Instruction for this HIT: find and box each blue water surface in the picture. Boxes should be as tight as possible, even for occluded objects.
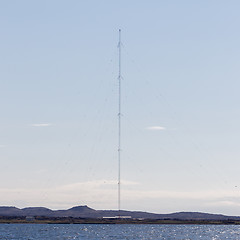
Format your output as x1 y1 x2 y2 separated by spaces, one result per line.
0 224 240 240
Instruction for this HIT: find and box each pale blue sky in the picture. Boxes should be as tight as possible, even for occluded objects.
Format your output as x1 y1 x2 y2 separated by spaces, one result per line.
1 0 240 215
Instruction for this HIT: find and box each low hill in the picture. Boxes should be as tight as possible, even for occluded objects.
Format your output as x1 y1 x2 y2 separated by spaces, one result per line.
0 205 239 221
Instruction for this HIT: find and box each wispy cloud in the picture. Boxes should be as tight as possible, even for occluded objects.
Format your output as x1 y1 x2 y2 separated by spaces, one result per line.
59 179 139 191
206 200 240 207
31 123 52 127
0 179 139 209
146 126 166 131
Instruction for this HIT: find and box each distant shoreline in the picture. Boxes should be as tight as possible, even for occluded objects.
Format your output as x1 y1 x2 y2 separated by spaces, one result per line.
1 205 239 222
1 216 240 225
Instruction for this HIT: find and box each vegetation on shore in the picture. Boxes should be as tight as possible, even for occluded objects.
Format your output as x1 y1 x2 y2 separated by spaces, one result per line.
0 216 240 225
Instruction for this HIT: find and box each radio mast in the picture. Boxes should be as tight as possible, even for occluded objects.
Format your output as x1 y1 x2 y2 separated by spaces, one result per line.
118 29 122 215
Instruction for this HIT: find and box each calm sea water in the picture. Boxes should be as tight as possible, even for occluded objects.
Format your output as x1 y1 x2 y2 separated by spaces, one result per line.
0 224 240 240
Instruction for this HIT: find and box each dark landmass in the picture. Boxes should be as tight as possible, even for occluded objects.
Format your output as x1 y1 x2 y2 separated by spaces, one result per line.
0 205 240 224
1 216 240 225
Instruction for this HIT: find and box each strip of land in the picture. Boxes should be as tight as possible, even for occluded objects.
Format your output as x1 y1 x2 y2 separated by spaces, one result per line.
1 205 240 224
1 216 240 225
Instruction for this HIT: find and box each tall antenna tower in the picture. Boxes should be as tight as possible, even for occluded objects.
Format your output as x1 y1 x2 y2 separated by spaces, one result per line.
117 29 122 215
